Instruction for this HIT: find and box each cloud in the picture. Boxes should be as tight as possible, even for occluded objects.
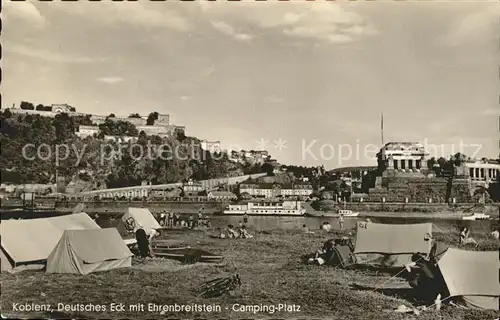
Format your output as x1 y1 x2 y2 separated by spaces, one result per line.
211 21 254 41
264 96 285 104
443 5 500 46
200 2 376 44
3 1 46 27
45 2 190 32
480 108 500 116
284 28 353 44
180 96 192 101
97 77 124 84
5 42 97 64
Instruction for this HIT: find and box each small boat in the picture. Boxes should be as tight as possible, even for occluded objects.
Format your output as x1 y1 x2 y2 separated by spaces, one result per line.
307 209 359 218
153 247 224 264
462 213 491 220
338 209 359 217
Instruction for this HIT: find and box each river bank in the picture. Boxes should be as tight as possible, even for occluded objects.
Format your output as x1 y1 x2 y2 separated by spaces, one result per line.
1 227 498 320
309 211 499 220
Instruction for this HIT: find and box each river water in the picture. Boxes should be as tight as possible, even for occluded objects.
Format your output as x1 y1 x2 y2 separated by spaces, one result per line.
96 214 498 235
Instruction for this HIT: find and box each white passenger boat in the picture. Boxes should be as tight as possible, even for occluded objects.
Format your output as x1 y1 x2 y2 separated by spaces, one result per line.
223 200 306 216
462 213 490 221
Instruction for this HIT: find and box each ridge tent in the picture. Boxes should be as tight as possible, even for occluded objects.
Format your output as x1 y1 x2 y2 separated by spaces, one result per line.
0 212 100 273
353 222 432 268
437 248 499 310
116 207 161 237
46 228 133 274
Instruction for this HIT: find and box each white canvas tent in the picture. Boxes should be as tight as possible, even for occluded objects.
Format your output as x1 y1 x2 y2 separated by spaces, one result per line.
0 213 100 273
354 223 432 268
46 228 132 274
437 248 499 310
116 207 160 237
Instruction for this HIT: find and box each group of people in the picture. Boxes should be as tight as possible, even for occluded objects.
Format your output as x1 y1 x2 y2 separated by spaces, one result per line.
219 221 253 239
316 217 371 232
158 211 181 227
158 209 211 229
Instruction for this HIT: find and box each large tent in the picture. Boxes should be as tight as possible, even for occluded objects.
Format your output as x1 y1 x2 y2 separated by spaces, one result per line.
353 222 432 268
46 228 133 274
437 248 499 310
116 207 160 237
0 213 100 273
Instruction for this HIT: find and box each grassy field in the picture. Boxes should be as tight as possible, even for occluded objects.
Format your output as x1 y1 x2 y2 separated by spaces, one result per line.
1 227 498 320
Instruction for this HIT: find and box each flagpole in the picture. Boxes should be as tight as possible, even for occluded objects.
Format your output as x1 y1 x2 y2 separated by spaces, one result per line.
381 113 384 146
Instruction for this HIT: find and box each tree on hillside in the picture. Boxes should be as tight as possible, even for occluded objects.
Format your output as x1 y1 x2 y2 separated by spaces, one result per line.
99 119 138 136
20 101 35 110
54 113 76 142
261 163 274 176
427 157 437 170
2 109 12 118
35 104 45 111
146 112 159 125
452 153 467 166
176 131 186 142
128 113 141 118
108 113 116 118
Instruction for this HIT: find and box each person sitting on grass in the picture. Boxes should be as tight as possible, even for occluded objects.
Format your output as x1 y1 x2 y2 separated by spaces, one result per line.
322 221 332 232
218 228 226 238
302 224 314 234
226 225 239 238
459 227 478 247
240 225 253 239
205 216 211 228
309 239 335 265
491 229 499 240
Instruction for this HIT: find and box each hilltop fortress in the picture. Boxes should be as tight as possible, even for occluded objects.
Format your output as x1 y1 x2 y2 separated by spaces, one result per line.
9 103 186 138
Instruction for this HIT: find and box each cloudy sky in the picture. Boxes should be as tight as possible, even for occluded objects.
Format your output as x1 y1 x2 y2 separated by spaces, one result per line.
2 1 499 168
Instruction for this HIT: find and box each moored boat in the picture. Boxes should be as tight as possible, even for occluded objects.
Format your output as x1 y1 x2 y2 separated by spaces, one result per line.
223 200 305 216
462 213 491 221
307 209 359 218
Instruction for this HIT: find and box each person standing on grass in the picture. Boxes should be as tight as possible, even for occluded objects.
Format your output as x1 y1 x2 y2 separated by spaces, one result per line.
338 214 344 230
168 211 174 227
174 212 180 226
159 211 166 226
135 228 152 259
243 213 249 224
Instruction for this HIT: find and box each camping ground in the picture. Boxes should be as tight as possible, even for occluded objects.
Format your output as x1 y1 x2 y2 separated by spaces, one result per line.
1 226 498 320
